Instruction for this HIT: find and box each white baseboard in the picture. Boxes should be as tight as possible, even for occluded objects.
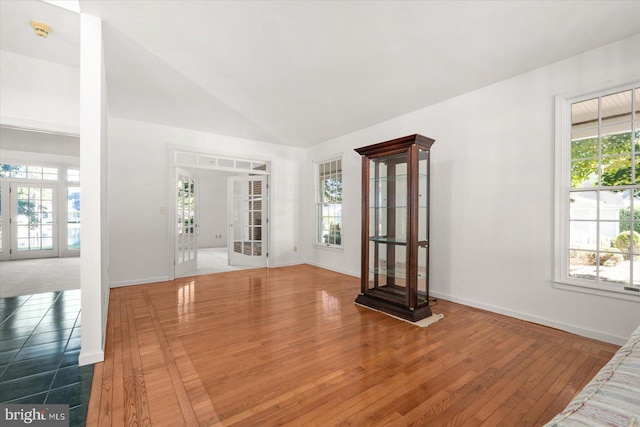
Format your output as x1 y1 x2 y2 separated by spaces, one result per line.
109 276 170 288
270 260 302 268
79 349 104 366
305 261 359 278
430 290 629 346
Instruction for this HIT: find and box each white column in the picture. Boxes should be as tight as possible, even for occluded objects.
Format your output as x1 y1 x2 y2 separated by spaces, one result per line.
79 12 108 366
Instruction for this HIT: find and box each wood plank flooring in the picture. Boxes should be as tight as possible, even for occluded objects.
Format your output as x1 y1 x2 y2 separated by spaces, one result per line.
86 264 620 426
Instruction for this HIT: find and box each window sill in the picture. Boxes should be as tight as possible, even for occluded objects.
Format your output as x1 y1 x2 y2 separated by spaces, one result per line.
553 279 640 303
313 243 344 252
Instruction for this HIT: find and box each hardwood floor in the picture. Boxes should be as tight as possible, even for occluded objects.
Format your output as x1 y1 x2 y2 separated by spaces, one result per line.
86 264 619 426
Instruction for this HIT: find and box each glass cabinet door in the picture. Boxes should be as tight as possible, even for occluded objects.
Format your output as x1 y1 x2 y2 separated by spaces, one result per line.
416 148 429 306
367 152 408 304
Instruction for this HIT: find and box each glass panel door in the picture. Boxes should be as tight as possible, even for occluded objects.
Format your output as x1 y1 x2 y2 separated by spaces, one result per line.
367 152 408 304
228 175 268 267
417 148 429 306
0 183 7 260
67 186 81 251
10 183 59 259
175 168 198 277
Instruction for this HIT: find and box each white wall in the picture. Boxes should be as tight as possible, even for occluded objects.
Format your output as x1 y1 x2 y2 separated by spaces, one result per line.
0 128 79 172
0 128 79 157
108 117 304 287
196 169 236 249
79 13 108 366
0 50 79 135
305 34 640 345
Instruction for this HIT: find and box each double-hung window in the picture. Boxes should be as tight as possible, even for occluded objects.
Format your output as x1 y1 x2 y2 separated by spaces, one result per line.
555 83 640 296
316 157 342 247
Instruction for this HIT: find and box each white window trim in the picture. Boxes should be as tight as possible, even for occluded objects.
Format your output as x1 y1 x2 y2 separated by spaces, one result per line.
554 81 640 302
314 154 344 250
313 243 344 252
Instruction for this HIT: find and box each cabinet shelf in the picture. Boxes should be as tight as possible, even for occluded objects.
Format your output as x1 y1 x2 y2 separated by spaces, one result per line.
369 173 428 182
370 174 407 181
366 284 429 300
369 207 428 211
369 206 408 210
370 266 427 280
369 237 407 245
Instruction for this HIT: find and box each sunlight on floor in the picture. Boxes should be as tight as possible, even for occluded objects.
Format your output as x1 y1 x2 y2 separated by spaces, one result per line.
191 247 258 276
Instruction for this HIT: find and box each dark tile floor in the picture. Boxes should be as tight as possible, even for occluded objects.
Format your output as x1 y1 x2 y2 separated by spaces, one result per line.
0 289 93 426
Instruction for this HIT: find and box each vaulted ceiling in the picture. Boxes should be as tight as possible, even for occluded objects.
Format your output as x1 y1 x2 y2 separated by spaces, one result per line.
2 1 640 147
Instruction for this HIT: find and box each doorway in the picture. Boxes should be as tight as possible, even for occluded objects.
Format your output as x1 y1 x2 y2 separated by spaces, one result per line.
173 151 270 278
0 130 81 297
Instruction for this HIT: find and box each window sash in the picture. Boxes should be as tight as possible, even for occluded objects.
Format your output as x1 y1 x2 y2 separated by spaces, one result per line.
555 82 640 299
315 158 342 247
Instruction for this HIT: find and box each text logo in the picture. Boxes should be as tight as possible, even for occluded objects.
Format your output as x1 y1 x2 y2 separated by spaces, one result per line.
0 405 69 426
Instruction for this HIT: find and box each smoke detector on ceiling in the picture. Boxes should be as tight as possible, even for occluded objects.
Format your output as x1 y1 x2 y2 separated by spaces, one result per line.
30 21 51 38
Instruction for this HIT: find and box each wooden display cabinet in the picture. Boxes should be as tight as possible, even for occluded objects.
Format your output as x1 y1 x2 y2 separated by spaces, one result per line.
355 134 435 321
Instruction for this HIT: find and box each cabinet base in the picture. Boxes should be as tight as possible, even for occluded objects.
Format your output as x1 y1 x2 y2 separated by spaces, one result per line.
355 294 433 322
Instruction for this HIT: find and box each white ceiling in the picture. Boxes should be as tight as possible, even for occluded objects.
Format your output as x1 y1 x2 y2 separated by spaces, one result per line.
0 0 79 67
2 1 639 147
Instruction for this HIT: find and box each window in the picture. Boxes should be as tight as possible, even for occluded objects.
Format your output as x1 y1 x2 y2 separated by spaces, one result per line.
555 83 640 297
16 185 54 251
67 187 81 250
316 157 342 247
67 168 80 182
0 164 58 180
0 163 80 255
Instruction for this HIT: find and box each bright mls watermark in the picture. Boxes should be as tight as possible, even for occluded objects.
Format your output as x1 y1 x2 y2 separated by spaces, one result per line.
0 405 69 426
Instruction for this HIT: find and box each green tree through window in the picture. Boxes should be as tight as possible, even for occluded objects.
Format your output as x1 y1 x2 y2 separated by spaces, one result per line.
571 132 639 188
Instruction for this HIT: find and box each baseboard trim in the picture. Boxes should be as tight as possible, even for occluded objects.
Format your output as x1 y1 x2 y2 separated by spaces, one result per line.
305 261 359 278
110 276 170 288
270 260 302 268
79 349 104 366
430 290 629 346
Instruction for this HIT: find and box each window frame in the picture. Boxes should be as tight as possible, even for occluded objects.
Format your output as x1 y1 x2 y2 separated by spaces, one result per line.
314 155 343 249
554 81 640 301
0 164 58 181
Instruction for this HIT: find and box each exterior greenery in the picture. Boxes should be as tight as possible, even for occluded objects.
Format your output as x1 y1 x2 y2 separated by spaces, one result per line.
619 208 640 233
614 230 640 259
571 132 639 188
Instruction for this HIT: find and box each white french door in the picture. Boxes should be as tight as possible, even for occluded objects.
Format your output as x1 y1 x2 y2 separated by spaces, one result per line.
228 175 268 267
0 182 7 260
175 168 198 277
8 182 59 259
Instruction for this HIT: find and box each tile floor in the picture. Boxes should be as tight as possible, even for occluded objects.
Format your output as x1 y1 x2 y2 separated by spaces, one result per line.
0 289 93 426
